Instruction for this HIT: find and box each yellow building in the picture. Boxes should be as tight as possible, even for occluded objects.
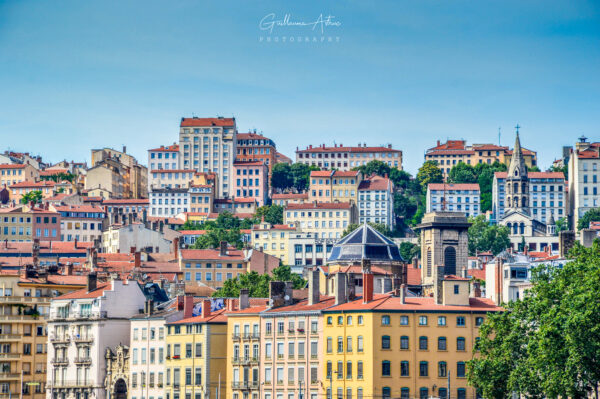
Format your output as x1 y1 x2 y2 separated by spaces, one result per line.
0 164 39 188
0 267 85 399
308 171 361 203
250 222 299 262
322 275 500 399
284 202 357 240
165 299 229 399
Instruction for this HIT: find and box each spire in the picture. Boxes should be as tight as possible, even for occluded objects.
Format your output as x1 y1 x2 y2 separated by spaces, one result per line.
507 126 527 179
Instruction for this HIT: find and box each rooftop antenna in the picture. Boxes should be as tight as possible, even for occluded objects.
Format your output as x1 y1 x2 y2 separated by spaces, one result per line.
498 127 501 146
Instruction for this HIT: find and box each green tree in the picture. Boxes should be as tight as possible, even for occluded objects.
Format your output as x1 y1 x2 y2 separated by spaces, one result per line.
555 217 569 233
448 162 477 183
549 163 568 181
40 172 76 183
255 205 284 225
290 163 318 192
212 265 307 298
416 161 443 193
389 169 412 190
467 215 510 255
399 241 420 261
271 265 306 289
271 163 293 191
20 190 43 204
353 160 391 177
527 165 541 172
577 208 600 231
192 228 243 249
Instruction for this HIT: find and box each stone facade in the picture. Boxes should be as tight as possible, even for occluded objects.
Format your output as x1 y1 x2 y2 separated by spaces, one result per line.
104 345 130 399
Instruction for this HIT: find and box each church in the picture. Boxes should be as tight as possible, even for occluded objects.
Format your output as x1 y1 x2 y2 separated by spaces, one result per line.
497 130 559 251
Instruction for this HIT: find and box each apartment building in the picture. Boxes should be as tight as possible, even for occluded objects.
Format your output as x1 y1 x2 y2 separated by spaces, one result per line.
426 183 481 218
271 194 308 208
0 206 61 242
9 181 57 204
568 137 600 229
130 303 182 399
232 161 268 206
50 205 106 243
251 222 299 262
492 172 566 224
0 164 39 188
288 233 336 267
425 139 538 177
308 171 361 204
322 272 500 399
189 185 214 214
101 223 172 254
358 175 394 227
179 117 237 198
296 144 402 171
102 199 150 223
150 188 190 217
148 144 181 171
88 147 148 199
236 132 277 175
46 276 147 399
0 267 85 399
284 202 357 240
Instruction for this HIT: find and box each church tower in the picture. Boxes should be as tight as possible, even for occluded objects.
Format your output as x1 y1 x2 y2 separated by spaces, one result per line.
505 127 529 215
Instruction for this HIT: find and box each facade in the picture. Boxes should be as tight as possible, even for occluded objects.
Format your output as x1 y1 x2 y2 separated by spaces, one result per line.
46 277 147 399
51 205 106 243
425 139 538 178
232 162 269 206
102 199 150 224
251 222 299 263
89 148 147 199
9 181 57 204
150 170 196 190
308 171 361 204
213 199 257 217
0 164 39 188
296 144 402 171
426 183 481 218
568 137 600 229
150 188 190 217
189 185 214 214
148 144 181 173
288 233 336 267
492 172 566 224
271 194 308 208
101 223 173 254
358 176 394 227
235 132 277 176
0 206 61 242
178 248 249 289
284 203 356 240
179 117 237 198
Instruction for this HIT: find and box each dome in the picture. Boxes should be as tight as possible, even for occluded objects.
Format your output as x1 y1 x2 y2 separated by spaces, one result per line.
327 223 405 263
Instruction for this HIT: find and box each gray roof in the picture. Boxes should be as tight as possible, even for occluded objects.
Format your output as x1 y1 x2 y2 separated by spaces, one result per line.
327 223 404 263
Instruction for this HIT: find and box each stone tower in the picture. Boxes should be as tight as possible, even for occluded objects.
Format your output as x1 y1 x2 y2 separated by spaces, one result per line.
417 212 470 295
505 130 530 215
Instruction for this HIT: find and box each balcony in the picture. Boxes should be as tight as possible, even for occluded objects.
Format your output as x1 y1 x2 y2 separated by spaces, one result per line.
50 335 70 344
232 334 241 341
51 358 69 365
0 296 50 305
231 357 258 366
0 353 20 360
242 333 260 340
47 380 95 389
0 372 20 381
173 383 180 390
73 335 94 344
0 335 20 342
231 381 259 390
74 357 92 364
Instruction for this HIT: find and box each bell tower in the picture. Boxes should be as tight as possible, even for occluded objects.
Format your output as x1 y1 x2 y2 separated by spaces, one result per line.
505 125 530 215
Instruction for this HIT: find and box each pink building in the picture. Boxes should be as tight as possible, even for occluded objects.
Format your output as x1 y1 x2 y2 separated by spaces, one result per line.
232 161 268 206
31 207 61 241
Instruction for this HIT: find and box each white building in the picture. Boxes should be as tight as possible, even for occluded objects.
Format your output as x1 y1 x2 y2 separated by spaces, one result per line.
358 175 395 227
150 188 190 217
493 172 566 224
101 223 173 254
179 117 237 198
47 276 147 399
295 143 402 171
287 231 337 268
129 302 183 399
426 183 481 218
568 136 600 230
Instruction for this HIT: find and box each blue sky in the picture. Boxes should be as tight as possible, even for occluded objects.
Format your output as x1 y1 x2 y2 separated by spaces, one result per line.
0 0 599 174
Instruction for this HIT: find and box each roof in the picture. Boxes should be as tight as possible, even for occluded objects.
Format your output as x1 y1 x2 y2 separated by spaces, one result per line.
444 275 470 281
272 193 308 200
310 170 359 178
427 140 467 151
180 248 246 261
55 282 113 300
297 145 400 154
170 308 229 324
52 204 105 213
180 117 235 127
102 199 149 205
406 267 421 286
328 223 404 263
494 171 565 179
286 202 351 210
324 293 502 312
426 150 474 156
233 161 266 167
428 183 480 191
9 181 56 188
149 144 179 152
467 269 486 281
358 176 391 191
179 230 208 235
472 144 507 151
39 169 68 176
252 224 296 231
265 295 336 313
329 265 392 275
237 132 271 141
0 164 27 169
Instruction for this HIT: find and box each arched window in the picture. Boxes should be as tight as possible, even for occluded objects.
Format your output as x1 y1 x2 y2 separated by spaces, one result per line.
457 337 466 351
337 316 343 325
522 196 527 207
457 389 467 399
400 361 409 376
438 361 447 377
400 336 409 350
382 387 391 399
438 336 447 350
419 387 429 399
419 361 428 376
419 336 428 350
347 316 353 325
439 388 448 399
457 361 466 378
513 182 518 192
400 388 409 399
513 223 518 235
381 335 390 349
513 196 519 207
519 222 525 235
426 247 432 277
444 247 456 276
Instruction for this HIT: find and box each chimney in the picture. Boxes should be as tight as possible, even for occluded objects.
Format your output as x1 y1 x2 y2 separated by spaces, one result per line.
142 208 148 224
219 241 227 256
65 263 73 276
159 221 164 233
285 282 294 305
434 266 444 305
87 272 97 292
400 283 406 304
130 246 136 254
495 258 503 305
335 273 347 305
412 256 419 269
145 299 154 316
134 252 141 268
177 295 185 310
122 145 126 154
128 213 133 225
74 238 78 249
362 272 374 304
173 237 180 259
524 244 528 255
239 289 250 310
201 299 211 317
308 268 320 306
183 295 194 319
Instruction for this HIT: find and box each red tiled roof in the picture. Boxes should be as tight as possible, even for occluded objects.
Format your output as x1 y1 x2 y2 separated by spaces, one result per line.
329 265 392 275
265 296 335 313
576 149 600 159
406 267 421 286
52 204 105 213
472 144 507 151
149 144 179 152
237 132 270 141
286 202 351 210
180 248 246 261
226 305 269 315
325 294 502 312
9 181 56 188
55 282 113 300
505 148 536 156
428 183 480 190
426 150 474 156
444 275 470 281
180 117 235 127
272 193 308 200
310 170 359 178
179 230 207 235
0 164 27 169
233 161 266 167
170 308 229 324
494 171 565 179
467 269 486 281
428 140 467 151
40 169 68 176
359 176 391 191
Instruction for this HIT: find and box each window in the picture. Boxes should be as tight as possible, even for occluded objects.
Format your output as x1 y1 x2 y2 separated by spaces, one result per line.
327 317 333 325
439 388 447 399
400 316 409 325
381 335 390 349
419 361 428 377
419 336 427 350
438 361 447 377
337 337 343 353
381 315 390 325
438 316 446 326
419 316 427 326
357 336 363 352
346 336 352 352
381 361 391 376
457 337 466 351
346 362 352 379
456 316 465 326
358 315 363 325
400 336 409 350
357 361 363 379
327 337 332 353
457 362 466 378
419 388 429 399
438 337 447 350
382 388 391 399
475 317 484 326
457 389 466 399
401 388 409 399
400 361 409 377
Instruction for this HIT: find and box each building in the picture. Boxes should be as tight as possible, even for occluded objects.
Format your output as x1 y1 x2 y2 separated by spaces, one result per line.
213 198 257 217
179 117 237 198
308 171 361 204
46 276 147 399
358 175 395 227
88 148 148 199
236 132 277 175
0 163 39 188
148 144 181 172
568 136 600 230
426 183 481 218
103 199 150 224
274 152 292 166
50 205 106 243
296 144 402 171
9 181 57 204
251 222 299 263
101 223 173 254
284 202 357 240
129 301 183 399
0 152 45 170
189 185 214 214
492 172 566 224
271 194 308 208
425 139 538 178
0 206 61 242
0 267 86 399
232 161 269 206
150 188 190 217
287 232 337 268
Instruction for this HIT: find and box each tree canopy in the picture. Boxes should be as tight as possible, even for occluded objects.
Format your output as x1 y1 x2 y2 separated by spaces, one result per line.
577 208 600 231
40 172 76 183
447 161 507 213
255 205 284 225
467 215 510 255
179 212 258 249
416 161 443 193
212 265 306 298
20 190 43 204
468 242 600 398
399 241 420 261
271 163 318 193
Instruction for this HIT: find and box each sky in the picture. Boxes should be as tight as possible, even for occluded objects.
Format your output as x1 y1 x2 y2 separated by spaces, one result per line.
0 0 599 174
